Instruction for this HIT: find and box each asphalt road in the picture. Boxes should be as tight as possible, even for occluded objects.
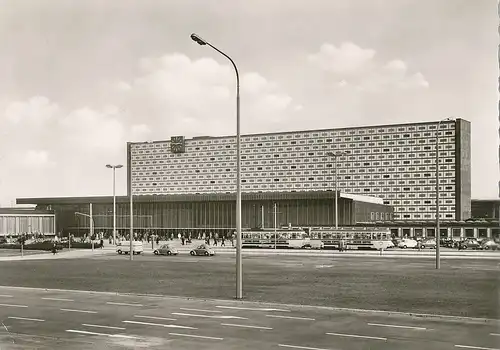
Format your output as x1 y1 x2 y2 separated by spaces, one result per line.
0 286 498 350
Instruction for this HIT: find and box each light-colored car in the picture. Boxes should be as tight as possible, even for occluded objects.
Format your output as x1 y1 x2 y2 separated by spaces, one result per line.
398 238 418 249
190 244 215 256
480 239 498 251
154 244 178 256
116 241 144 255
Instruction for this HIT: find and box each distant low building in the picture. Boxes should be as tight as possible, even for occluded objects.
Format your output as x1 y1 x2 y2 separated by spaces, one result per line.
0 208 56 237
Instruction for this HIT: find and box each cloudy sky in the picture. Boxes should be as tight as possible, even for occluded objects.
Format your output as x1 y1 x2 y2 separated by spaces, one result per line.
0 0 497 206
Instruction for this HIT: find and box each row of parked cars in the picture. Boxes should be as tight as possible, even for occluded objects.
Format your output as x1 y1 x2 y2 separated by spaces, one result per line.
393 237 499 250
115 241 216 256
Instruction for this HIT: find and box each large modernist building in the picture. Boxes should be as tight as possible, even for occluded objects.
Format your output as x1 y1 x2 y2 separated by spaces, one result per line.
15 118 478 237
128 118 471 221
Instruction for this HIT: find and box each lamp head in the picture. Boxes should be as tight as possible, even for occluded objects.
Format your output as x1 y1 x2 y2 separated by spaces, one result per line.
116 164 123 169
191 33 207 45
106 164 112 168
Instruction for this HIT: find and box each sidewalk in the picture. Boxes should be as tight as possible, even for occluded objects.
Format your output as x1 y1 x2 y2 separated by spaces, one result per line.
0 248 113 261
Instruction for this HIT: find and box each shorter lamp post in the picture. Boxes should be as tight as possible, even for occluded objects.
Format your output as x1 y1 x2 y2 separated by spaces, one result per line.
435 117 453 270
106 164 123 246
326 151 348 229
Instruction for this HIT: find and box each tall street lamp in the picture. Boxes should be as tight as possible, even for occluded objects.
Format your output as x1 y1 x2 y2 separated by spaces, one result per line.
191 33 242 299
106 164 123 246
435 117 453 269
327 151 348 229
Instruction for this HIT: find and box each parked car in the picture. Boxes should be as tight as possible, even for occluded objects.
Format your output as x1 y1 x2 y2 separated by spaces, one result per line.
419 238 436 249
458 239 481 250
398 238 418 249
190 244 215 256
480 239 499 251
154 244 178 256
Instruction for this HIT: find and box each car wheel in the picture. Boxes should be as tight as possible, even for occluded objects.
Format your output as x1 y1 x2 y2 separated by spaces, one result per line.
117 250 122 254
420 245 425 249
190 251 195 256
462 245 467 250
154 250 158 255
204 251 209 256
167 251 171 255
403 245 407 249
484 246 490 250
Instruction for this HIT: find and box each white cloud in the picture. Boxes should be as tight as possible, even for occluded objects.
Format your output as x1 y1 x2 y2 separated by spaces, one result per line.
308 42 376 75
17 150 53 168
308 43 429 91
4 96 59 124
121 53 299 136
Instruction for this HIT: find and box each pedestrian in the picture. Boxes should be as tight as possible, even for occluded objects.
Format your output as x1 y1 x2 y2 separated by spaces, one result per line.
156 236 160 246
100 238 104 249
221 235 225 247
181 234 185 246
52 242 57 255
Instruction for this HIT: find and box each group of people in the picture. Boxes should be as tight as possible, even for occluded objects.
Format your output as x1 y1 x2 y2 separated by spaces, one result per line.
105 230 236 247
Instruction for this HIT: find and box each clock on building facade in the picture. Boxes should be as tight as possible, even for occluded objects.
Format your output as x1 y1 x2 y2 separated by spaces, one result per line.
170 136 186 153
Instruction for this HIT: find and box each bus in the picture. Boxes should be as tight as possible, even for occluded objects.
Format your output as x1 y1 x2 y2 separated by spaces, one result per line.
241 229 315 249
306 227 394 250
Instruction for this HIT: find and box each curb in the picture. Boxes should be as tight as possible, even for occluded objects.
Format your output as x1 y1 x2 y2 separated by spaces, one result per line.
0 285 497 325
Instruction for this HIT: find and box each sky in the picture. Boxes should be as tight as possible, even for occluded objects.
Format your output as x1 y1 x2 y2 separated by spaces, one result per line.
0 0 498 206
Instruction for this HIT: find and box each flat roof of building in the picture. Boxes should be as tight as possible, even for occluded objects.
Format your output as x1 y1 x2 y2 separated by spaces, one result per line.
17 191 388 206
0 208 54 215
128 118 467 145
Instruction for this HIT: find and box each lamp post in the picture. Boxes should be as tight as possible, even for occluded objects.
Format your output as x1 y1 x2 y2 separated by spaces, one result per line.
106 164 123 246
75 211 95 251
191 33 242 299
129 193 133 261
435 117 453 269
327 151 348 229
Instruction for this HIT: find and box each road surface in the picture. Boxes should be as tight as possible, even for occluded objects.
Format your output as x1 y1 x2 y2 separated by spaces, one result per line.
0 286 498 350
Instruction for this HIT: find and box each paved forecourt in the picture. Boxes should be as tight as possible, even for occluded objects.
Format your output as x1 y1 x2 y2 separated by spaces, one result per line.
0 286 498 350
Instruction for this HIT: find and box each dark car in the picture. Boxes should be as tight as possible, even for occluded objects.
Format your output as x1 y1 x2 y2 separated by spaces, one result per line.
190 244 215 256
153 244 178 256
458 239 481 250
419 238 436 249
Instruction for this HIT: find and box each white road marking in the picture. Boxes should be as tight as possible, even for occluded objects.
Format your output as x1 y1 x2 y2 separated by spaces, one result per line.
367 322 427 330
180 307 222 313
66 329 139 339
266 314 315 321
315 265 333 268
0 295 13 298
8 316 44 322
106 302 143 307
60 308 97 314
216 305 290 312
327 332 387 341
455 345 500 350
82 323 126 330
42 297 74 302
134 315 177 321
169 332 223 340
221 323 272 330
490 333 500 336
172 312 248 320
279 344 336 350
123 320 196 329
0 303 28 308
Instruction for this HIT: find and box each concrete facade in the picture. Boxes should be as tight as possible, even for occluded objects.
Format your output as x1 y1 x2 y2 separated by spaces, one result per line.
128 119 471 221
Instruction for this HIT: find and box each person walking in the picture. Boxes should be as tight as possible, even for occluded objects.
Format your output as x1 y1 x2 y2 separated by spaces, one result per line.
221 234 225 247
